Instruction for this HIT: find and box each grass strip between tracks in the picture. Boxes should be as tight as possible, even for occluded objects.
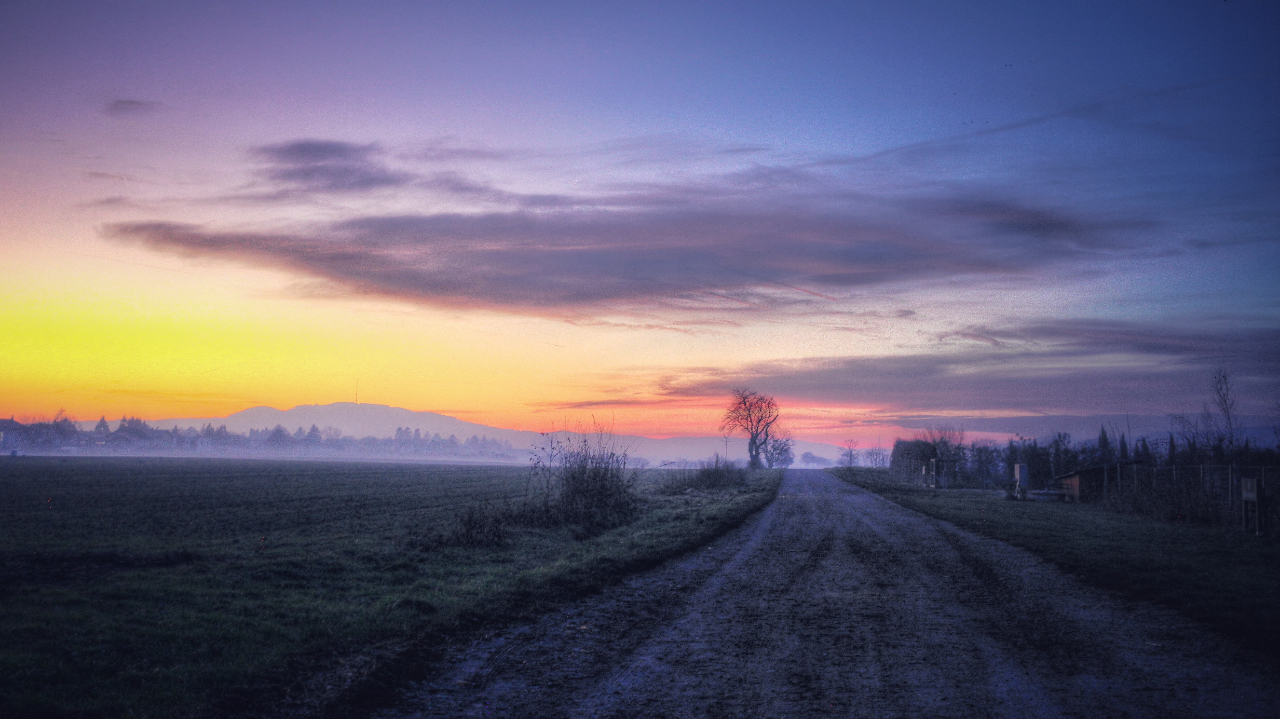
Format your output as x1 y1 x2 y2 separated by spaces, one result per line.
0 458 781 719
831 467 1280 664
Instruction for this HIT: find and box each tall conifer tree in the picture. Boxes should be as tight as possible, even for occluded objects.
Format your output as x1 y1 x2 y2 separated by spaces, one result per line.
1098 426 1114 463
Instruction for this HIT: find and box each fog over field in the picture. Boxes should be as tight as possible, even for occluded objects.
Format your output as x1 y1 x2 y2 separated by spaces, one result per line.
134 402 852 466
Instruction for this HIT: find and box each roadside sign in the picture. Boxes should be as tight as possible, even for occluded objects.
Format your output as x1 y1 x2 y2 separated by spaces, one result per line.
1242 476 1257 502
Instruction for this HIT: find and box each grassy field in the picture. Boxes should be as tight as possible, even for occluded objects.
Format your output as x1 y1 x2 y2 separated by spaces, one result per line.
832 467 1280 664
0 457 781 718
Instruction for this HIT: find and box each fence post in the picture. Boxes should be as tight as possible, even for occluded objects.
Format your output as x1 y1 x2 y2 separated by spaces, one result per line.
1238 464 1244 529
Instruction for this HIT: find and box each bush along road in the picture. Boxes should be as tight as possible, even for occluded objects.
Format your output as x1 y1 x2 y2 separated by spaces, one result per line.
368 469 1280 719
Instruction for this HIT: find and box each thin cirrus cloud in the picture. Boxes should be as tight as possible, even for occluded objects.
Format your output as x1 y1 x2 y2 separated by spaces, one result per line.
407 135 772 168
657 320 1280 416
412 140 516 163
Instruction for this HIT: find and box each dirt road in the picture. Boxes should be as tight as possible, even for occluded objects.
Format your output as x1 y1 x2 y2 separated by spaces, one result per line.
371 469 1279 718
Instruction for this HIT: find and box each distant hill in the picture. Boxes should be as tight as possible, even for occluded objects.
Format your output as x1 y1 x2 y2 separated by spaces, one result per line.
160 403 535 445
146 402 847 466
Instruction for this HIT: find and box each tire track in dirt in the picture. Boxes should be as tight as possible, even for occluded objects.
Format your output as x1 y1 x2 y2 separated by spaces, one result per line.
370 470 1280 718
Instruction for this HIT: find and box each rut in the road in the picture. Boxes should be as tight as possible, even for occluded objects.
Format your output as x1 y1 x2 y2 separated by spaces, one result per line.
371 470 1280 719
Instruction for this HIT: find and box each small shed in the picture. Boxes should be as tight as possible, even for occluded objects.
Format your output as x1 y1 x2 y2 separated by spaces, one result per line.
1055 462 1141 503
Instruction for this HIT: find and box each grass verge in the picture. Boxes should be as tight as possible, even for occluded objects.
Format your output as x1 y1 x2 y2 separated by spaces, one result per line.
831 467 1280 664
0 457 780 718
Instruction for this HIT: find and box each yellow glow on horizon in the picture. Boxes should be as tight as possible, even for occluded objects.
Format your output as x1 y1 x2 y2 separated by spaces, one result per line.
0 224 925 442
0 282 733 435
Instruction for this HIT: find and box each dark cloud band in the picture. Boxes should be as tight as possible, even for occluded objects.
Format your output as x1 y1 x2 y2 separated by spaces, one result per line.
248 139 413 194
107 191 1132 313
661 320 1280 415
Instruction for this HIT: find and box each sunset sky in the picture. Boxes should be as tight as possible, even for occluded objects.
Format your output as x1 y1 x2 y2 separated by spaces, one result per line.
2 1 1277 444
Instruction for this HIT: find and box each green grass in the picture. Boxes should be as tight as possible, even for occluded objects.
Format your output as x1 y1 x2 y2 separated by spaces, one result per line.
832 467 1280 664
0 457 781 718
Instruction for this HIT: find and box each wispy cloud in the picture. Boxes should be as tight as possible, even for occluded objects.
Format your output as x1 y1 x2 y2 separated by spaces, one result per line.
417 171 574 207
85 171 139 182
246 139 414 195
808 76 1257 169
104 99 159 116
80 196 138 208
411 138 517 162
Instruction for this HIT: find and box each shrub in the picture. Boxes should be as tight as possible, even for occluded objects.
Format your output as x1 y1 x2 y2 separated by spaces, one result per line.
693 454 749 488
515 430 639 536
658 454 749 493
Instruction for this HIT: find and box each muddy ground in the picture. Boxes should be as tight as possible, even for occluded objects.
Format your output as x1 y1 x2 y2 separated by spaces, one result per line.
368 469 1279 718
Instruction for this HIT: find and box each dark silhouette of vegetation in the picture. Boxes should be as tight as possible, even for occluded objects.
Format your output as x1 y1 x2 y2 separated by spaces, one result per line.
529 431 639 534
689 454 750 489
762 433 794 468
437 430 641 544
865 370 1279 533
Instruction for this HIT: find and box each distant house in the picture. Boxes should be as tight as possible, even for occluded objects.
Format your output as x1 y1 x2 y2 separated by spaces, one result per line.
0 417 24 448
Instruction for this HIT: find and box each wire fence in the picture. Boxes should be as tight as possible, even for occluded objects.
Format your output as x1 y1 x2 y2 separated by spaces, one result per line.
889 458 1276 535
889 458 984 489
1091 464 1275 534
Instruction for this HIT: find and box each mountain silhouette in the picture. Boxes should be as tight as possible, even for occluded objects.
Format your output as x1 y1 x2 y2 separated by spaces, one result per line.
152 402 846 465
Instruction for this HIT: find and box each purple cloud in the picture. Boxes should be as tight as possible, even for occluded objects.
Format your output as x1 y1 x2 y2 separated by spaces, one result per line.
104 99 159 116
249 140 413 194
106 185 1138 315
659 320 1280 416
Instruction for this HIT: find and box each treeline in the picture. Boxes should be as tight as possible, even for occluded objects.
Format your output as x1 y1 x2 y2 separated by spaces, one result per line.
890 425 1280 490
0 414 515 460
889 369 1279 490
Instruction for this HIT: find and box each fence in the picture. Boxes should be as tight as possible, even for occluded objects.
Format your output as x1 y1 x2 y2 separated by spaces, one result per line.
890 458 1277 535
1093 464 1275 534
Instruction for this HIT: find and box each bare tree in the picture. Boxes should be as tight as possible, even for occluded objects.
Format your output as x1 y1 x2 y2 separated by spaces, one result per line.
863 436 888 468
1171 368 1239 452
720 388 779 469
1212 368 1237 450
840 439 859 467
864 446 888 468
920 424 965 458
763 434 795 468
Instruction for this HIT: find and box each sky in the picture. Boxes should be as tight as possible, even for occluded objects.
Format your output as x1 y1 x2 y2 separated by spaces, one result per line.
1 0 1277 445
